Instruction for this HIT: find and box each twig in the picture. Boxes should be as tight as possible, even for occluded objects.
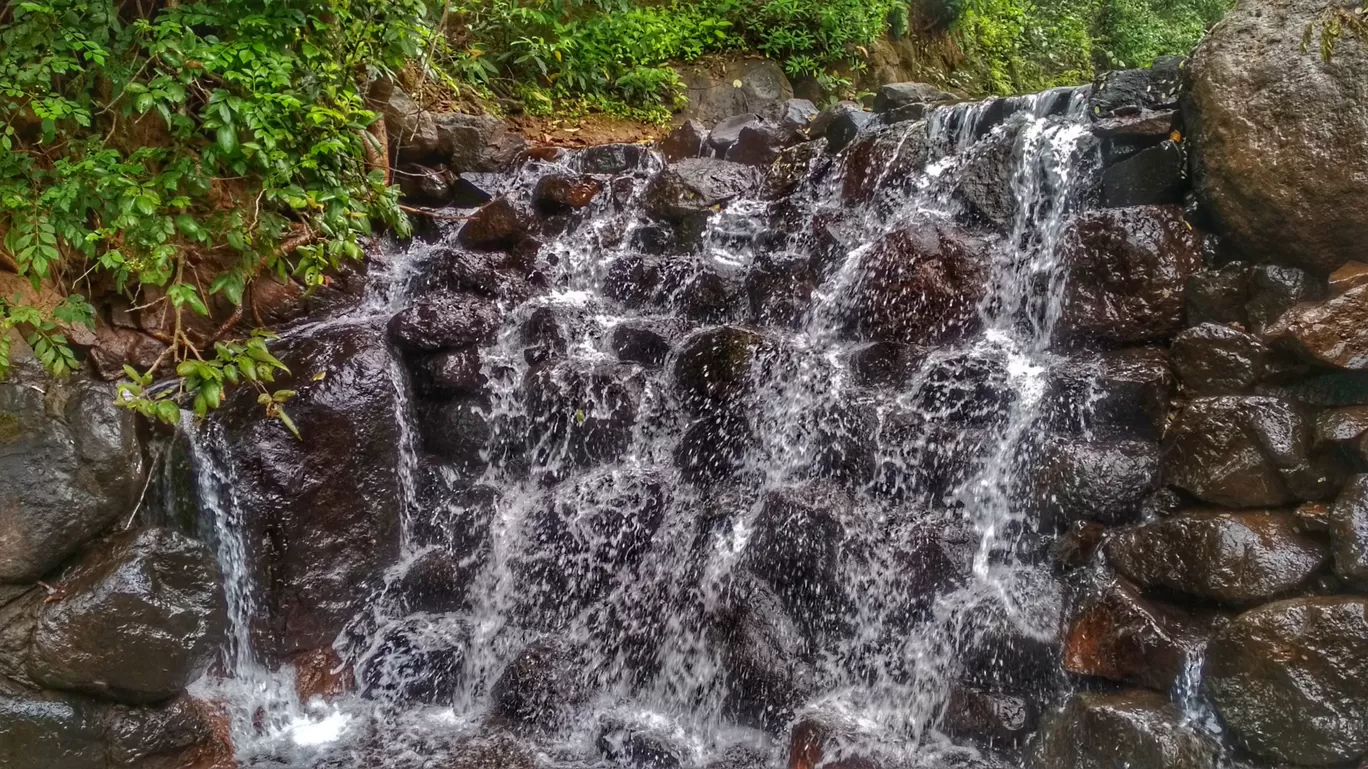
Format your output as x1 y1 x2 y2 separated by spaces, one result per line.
398 204 474 220
123 441 165 530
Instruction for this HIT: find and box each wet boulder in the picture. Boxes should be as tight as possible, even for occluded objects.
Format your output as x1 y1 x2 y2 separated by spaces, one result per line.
1043 347 1173 439
1171 323 1268 395
675 412 753 486
846 342 924 389
1267 282 1368 370
532 174 603 214
1330 475 1368 588
1246 263 1324 334
457 197 529 251
778 98 818 136
713 575 815 733
673 326 764 415
597 718 684 769
218 324 405 659
28 528 226 704
842 122 929 203
612 322 673 368
388 292 501 352
1028 690 1218 769
742 486 851 638
580 143 649 175
491 638 589 731
953 123 1019 230
1029 438 1161 528
0 690 106 769
812 102 874 153
727 123 788 167
958 570 1064 692
104 696 215 767
1089 60 1183 118
0 363 146 583
359 616 468 705
658 120 708 162
434 112 525 173
1206 596 1368 766
709 113 761 156
396 163 457 206
1050 521 1106 572
745 251 818 328
841 222 986 345
762 140 831 200
524 360 642 468
1062 578 1214 691
412 348 487 398
1100 140 1185 208
1107 510 1329 605
395 547 484 615
942 686 1039 750
1164 396 1336 508
423 398 495 471
873 82 954 113
643 158 760 221
1186 0 1368 276
1185 261 1250 327
1056 205 1202 345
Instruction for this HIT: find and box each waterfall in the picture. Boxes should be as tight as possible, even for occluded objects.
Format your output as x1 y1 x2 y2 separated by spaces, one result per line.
184 89 1113 769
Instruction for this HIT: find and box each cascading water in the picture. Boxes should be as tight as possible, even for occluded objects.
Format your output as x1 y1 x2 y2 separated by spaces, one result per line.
183 89 1118 769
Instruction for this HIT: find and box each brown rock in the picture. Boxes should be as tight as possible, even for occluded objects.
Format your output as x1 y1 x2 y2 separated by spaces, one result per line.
457 197 527 251
1170 323 1268 395
1028 690 1219 769
1063 579 1212 691
942 686 1039 749
1267 283 1368 369
532 174 603 214
1329 261 1368 296
292 647 352 703
658 120 708 162
1106 510 1329 605
1056 206 1203 345
88 325 166 380
1050 520 1105 571
1330 474 1368 589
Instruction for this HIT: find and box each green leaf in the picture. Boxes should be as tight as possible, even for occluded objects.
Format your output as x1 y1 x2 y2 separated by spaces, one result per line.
216 125 238 154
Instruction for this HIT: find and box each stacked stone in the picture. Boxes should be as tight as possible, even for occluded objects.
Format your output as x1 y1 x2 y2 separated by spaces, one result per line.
1035 0 1368 766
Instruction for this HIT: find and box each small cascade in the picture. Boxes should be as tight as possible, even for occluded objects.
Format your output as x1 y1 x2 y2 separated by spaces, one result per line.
183 86 1136 769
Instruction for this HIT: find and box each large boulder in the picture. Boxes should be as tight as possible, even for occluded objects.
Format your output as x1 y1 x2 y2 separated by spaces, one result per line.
0 363 145 583
1330 474 1368 588
1107 510 1328 605
673 326 764 416
712 575 815 732
491 638 589 731
741 486 851 637
1206 596 1368 766
644 159 761 222
1164 396 1336 508
217 324 405 660
1029 438 1161 527
1186 0 1368 275
872 82 955 113
27 528 225 704
1266 282 1368 369
388 292 501 352
1028 690 1218 769
1062 578 1212 691
841 222 986 344
1170 323 1268 395
1055 206 1202 345
0 690 105 769
1044 347 1173 439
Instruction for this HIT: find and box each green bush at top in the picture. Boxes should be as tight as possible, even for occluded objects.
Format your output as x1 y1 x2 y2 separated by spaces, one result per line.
0 0 420 426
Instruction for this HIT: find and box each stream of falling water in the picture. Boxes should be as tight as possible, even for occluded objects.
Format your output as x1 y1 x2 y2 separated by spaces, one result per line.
186 90 1108 769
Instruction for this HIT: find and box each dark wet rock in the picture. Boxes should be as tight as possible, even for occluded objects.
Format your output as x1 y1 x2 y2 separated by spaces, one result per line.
28 528 225 704
1186 0 1368 276
1267 282 1368 370
1260 370 1368 408
779 99 818 136
1171 323 1268 395
811 400 879 490
942 686 1038 750
412 348 486 398
1051 521 1106 572
873 82 954 113
491 639 589 731
218 324 404 660
0 366 145 583
1107 510 1329 605
1316 406 1368 445
847 342 924 389
435 112 525 173
727 123 787 167
396 548 482 614
909 350 1015 430
88 325 167 382
953 124 1018 230
714 575 815 733
1246 263 1324 334
841 222 985 344
1056 205 1202 345
524 360 642 468
743 486 851 637
1296 501 1335 533
1088 61 1182 119
1185 261 1250 327
745 251 818 327
421 247 541 303
397 163 456 206
457 197 528 251
612 323 673 368
709 113 761 155
1030 438 1161 528
658 120 708 163
673 326 764 415
360 616 467 705
959 571 1064 692
841 122 929 203
424 398 494 470
1028 690 1219 769
105 696 213 766
1164 396 1338 508
1091 109 1177 139
597 718 684 769
819 107 875 154
451 173 499 207
1043 347 1173 439
676 58 794 126
675 412 753 486
762 140 831 199
1206 596 1368 766
1062 578 1214 691
519 306 568 365
0 690 105 769
442 731 537 769
388 292 501 352
580 143 649 175
808 101 865 146
1329 261 1368 296
1101 141 1185 208
787 712 885 769
1331 475 1368 589
532 174 603 214
644 158 761 221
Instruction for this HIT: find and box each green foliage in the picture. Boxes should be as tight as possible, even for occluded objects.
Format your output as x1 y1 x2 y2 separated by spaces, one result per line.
1304 0 1367 61
0 0 419 425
